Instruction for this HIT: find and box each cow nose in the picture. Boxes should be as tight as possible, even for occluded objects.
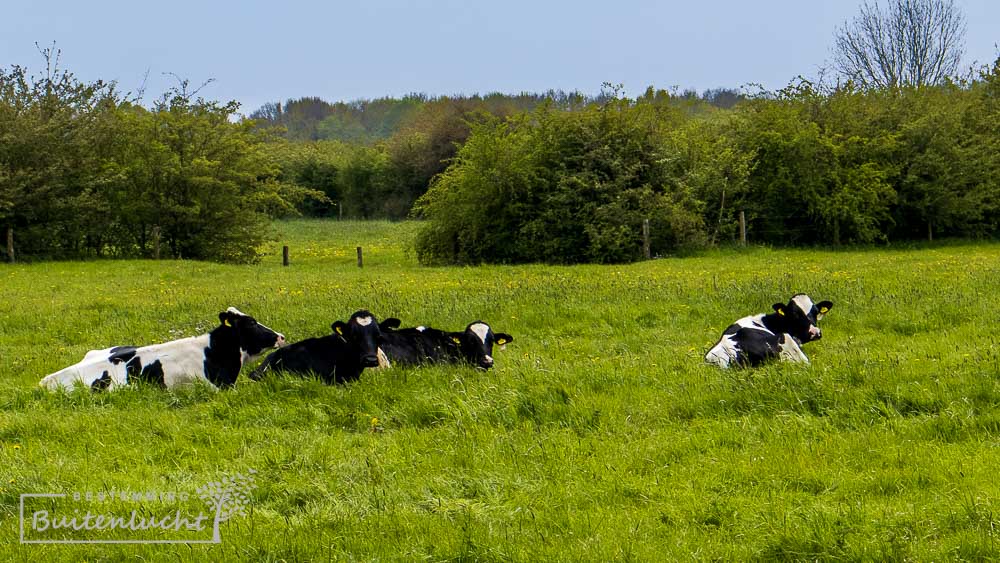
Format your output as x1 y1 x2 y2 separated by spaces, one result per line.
808 326 821 339
275 334 286 347
479 355 494 369
362 355 380 368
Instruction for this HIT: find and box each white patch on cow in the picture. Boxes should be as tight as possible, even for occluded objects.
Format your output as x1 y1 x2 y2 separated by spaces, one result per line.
416 326 426 332
469 323 490 344
226 306 247 317
778 333 810 364
140 334 214 387
81 347 116 362
355 316 373 327
705 334 741 368
734 314 772 335
791 294 814 316
40 356 128 390
377 348 391 369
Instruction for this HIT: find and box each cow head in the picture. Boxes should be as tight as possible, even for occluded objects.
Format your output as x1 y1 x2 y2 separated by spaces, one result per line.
332 310 382 368
449 321 514 370
771 294 833 343
218 307 286 363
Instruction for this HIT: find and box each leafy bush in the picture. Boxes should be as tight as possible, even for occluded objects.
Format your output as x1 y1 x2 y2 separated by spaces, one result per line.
0 58 312 263
414 95 718 265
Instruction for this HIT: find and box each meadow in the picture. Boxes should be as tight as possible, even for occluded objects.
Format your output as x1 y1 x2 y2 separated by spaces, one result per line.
1 219 999 561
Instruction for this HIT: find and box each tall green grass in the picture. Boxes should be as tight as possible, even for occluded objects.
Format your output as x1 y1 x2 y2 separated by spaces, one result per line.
1 219 999 560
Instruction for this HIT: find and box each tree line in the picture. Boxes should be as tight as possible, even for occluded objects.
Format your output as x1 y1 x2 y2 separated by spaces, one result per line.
2 0 994 265
414 61 1000 263
4 53 997 265
258 87 743 223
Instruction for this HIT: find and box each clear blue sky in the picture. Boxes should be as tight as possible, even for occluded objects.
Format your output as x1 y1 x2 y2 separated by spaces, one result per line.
4 0 998 116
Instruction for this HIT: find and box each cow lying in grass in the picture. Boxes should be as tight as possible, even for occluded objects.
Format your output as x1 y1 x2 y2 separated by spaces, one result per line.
40 308 286 390
377 319 513 370
249 310 383 384
705 294 833 368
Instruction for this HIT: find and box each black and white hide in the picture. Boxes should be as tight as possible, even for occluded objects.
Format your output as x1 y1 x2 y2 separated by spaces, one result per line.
39 308 286 390
705 294 833 368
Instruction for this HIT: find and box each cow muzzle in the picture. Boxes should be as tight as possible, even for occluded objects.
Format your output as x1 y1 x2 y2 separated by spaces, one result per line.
275 334 287 347
808 326 821 340
477 355 494 370
362 354 380 368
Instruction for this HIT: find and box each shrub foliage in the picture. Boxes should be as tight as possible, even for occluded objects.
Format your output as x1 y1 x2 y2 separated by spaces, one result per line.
0 57 313 263
412 60 1000 264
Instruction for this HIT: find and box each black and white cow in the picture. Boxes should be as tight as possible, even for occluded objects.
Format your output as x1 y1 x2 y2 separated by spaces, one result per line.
705 294 833 368
377 319 514 370
39 308 286 390
249 310 383 384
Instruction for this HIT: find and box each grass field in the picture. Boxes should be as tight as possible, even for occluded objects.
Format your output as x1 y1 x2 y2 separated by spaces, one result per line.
2 219 1000 561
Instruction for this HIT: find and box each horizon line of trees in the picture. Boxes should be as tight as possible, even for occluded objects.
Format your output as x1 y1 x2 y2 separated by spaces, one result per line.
4 56 998 265
249 87 746 144
3 0 997 265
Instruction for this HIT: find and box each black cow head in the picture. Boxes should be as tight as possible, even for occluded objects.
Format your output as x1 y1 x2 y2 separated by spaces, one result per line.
332 310 382 368
218 307 286 362
449 321 514 370
771 294 833 344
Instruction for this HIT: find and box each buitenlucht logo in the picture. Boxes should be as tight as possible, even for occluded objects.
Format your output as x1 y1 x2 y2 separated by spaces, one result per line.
19 469 257 544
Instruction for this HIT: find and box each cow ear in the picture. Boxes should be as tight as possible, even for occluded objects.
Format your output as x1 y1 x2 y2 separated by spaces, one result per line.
380 318 401 331
816 301 833 319
331 321 346 336
772 303 786 316
494 333 513 346
219 312 234 327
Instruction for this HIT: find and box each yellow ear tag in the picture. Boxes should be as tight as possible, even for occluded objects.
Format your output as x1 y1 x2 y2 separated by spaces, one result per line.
224 319 232 327
452 337 461 344
820 307 829 314
497 338 507 345
777 309 785 316
335 326 343 335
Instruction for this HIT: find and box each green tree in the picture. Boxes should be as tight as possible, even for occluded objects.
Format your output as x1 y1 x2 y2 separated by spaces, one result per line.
106 82 313 262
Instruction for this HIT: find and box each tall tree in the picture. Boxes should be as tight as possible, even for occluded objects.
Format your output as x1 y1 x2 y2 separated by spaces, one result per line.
833 0 966 89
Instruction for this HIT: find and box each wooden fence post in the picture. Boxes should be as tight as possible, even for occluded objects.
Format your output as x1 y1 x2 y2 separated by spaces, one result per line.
152 225 161 260
357 246 363 268
283 245 290 266
642 218 651 259
739 211 747 247
6 226 13 263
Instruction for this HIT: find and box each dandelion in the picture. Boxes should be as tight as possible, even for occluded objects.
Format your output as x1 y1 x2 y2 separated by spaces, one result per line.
12 444 21 450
